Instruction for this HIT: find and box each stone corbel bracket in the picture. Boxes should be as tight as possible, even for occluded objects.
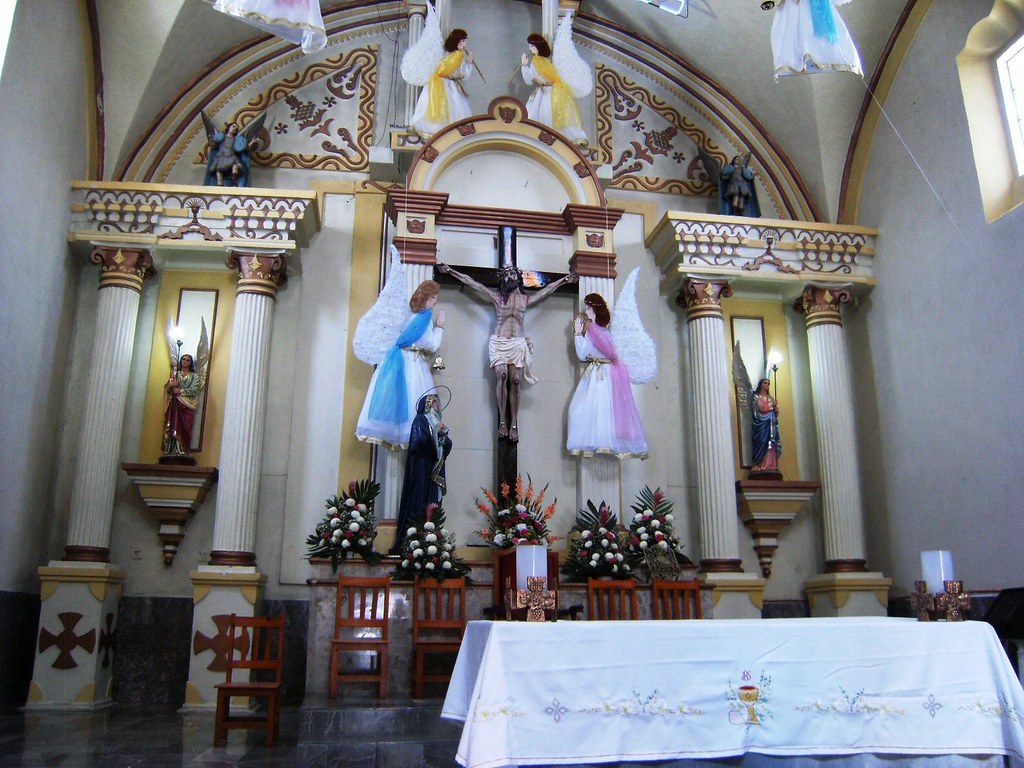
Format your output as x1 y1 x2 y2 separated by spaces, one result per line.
736 479 820 578
122 463 219 566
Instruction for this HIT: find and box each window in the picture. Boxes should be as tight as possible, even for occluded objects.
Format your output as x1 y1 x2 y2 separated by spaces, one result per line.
996 34 1024 176
0 0 17 77
957 1 1024 222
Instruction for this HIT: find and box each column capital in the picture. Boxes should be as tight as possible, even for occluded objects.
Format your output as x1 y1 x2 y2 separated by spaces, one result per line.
90 246 155 293
227 251 287 298
677 277 733 320
795 284 852 328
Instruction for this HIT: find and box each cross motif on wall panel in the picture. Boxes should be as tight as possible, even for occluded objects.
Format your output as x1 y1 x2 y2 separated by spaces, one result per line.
38 612 97 670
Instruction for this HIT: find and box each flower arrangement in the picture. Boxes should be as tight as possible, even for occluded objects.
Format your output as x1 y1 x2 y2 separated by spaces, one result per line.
475 475 558 549
391 503 470 582
623 486 687 567
561 500 632 581
306 479 381 571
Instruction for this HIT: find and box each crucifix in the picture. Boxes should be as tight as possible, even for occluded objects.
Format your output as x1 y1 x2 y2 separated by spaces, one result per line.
910 581 936 621
436 225 578 488
935 580 972 622
516 576 557 622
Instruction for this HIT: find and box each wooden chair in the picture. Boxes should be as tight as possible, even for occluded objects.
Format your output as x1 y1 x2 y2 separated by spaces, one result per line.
331 575 390 698
412 577 466 698
651 579 703 620
214 614 285 747
586 578 638 620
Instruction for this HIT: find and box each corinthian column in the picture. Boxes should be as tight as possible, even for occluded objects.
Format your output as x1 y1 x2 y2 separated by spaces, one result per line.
678 278 742 572
28 246 152 709
209 251 287 565
184 251 283 709
66 246 155 561
404 2 427 127
797 285 890 616
797 285 867 570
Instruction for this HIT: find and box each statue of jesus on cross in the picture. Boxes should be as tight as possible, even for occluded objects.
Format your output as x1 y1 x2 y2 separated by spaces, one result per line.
436 260 577 443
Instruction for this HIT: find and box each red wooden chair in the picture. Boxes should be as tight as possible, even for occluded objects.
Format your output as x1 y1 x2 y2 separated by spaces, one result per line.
587 578 638 620
651 579 703 619
213 614 285 747
412 578 466 698
331 575 390 698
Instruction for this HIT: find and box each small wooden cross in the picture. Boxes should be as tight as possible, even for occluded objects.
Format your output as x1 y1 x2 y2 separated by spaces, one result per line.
935 580 971 622
516 576 556 622
910 580 935 622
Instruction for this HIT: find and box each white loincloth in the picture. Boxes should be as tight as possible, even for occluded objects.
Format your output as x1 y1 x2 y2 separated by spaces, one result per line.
488 336 538 384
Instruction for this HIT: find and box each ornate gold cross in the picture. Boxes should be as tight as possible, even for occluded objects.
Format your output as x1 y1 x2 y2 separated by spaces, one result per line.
935 580 971 622
910 580 936 621
516 577 556 622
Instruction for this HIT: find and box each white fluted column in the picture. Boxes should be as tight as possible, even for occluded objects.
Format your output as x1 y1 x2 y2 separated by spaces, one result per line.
65 247 155 562
679 278 743 573
798 285 868 570
403 3 426 127
208 251 287 565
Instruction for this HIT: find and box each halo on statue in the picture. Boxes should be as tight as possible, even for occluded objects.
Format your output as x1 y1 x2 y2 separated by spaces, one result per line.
417 384 452 413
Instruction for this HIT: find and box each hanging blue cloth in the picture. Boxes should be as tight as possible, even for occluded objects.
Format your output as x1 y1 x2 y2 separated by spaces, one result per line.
367 309 433 424
809 0 838 43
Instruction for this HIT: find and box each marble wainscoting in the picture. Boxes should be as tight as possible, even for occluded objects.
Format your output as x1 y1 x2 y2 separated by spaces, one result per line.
0 590 40 706
113 596 308 706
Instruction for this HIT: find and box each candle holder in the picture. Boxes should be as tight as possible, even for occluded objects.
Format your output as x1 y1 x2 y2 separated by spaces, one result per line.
515 577 557 622
911 579 971 622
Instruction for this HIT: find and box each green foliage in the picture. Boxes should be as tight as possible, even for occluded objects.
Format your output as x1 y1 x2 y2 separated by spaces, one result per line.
306 479 382 571
391 503 472 582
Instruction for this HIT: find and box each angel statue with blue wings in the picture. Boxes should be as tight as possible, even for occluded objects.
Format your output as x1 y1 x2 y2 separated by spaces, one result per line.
567 268 657 459
162 318 210 462
200 110 266 187
520 12 593 146
401 2 477 137
353 246 446 450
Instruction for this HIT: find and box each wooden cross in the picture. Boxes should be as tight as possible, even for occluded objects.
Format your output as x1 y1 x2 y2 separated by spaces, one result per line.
516 576 556 622
935 580 971 622
910 580 935 622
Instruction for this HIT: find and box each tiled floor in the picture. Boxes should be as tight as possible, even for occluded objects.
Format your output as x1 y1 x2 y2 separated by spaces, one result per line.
0 704 308 767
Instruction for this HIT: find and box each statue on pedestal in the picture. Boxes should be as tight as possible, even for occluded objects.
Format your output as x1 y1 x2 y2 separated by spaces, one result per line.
201 111 266 187
567 268 657 459
401 2 478 137
353 247 446 450
161 319 210 463
518 12 593 146
391 392 452 555
732 341 782 479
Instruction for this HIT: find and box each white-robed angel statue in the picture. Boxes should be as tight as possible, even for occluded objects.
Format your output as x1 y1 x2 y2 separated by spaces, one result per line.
520 12 593 145
353 246 446 450
401 2 476 137
771 0 862 78
567 268 657 459
162 318 210 459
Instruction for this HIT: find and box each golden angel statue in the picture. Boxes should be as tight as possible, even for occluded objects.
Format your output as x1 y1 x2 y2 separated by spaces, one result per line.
162 318 210 462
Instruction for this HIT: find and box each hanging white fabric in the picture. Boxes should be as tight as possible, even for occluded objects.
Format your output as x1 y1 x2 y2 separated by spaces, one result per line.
212 0 327 54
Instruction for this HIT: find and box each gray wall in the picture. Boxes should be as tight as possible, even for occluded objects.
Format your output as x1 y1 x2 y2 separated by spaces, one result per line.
0 0 86 594
851 0 1024 595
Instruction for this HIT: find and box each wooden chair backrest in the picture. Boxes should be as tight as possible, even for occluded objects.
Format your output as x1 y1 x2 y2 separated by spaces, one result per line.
335 576 390 639
651 579 703 620
412 578 466 641
587 578 638 620
225 614 285 684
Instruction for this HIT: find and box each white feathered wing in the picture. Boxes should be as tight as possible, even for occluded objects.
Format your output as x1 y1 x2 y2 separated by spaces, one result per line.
400 1 443 86
552 11 593 98
352 246 411 365
611 268 657 384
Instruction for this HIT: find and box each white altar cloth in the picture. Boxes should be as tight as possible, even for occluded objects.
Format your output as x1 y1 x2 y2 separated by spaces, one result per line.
441 617 1024 768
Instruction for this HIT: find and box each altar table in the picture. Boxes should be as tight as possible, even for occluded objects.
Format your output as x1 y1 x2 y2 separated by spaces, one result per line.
441 617 1024 768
